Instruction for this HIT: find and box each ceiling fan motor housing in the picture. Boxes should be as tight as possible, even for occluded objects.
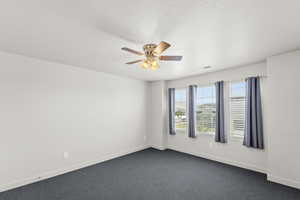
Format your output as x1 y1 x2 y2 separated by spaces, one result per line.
143 44 157 58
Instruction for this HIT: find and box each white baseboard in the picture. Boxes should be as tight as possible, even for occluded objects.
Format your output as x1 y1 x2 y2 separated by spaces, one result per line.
0 145 149 193
3 145 298 193
268 174 300 190
168 147 266 174
150 145 167 151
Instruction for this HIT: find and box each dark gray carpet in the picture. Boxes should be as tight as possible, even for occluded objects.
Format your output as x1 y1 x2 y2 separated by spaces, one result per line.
1 148 300 200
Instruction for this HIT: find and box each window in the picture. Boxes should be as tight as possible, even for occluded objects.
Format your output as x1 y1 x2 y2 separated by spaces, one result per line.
196 85 216 134
175 89 187 133
230 81 246 138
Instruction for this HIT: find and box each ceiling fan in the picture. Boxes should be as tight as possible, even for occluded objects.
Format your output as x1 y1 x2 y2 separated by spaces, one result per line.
121 41 183 70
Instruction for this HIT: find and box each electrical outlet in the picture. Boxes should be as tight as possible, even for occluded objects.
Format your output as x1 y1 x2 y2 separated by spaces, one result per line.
63 152 69 159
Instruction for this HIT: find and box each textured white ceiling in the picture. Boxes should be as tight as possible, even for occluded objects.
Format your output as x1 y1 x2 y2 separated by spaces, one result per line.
0 0 300 80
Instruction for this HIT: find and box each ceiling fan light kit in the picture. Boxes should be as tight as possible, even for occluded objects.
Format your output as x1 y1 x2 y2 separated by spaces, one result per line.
122 41 182 70
141 58 159 70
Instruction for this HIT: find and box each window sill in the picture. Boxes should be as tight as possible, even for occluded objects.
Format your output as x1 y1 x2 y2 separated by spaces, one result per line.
230 136 244 142
197 132 215 137
175 130 187 135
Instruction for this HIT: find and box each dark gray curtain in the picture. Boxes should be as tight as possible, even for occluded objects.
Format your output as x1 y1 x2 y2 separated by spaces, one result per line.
188 85 197 138
244 77 264 149
215 81 226 143
168 88 176 135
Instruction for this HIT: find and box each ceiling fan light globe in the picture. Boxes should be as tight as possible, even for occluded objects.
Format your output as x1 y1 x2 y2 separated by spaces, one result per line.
150 62 159 70
141 61 149 69
152 60 158 66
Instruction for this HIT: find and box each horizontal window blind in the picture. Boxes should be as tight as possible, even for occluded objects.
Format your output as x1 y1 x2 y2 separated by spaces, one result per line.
230 82 246 137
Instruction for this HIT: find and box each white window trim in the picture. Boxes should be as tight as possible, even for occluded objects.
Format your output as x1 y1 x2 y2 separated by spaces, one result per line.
168 77 264 142
196 84 216 136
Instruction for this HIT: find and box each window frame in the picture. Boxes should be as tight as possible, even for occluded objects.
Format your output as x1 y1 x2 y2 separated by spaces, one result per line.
229 80 246 139
195 84 216 136
174 87 188 134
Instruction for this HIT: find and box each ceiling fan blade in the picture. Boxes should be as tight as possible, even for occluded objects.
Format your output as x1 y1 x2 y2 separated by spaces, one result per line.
126 59 143 64
154 41 171 55
159 56 183 61
121 47 144 56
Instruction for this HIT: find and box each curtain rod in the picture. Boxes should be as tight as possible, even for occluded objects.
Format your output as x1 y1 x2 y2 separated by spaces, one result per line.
224 75 268 82
168 75 268 89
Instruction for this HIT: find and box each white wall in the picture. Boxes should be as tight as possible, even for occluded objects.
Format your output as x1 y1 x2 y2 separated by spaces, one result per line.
0 51 149 191
2 49 300 192
149 54 300 189
147 81 167 150
266 50 300 189
166 63 268 173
